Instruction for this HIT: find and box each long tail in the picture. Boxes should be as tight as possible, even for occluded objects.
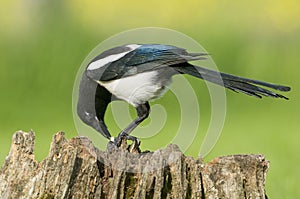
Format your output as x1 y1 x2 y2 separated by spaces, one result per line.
173 63 291 99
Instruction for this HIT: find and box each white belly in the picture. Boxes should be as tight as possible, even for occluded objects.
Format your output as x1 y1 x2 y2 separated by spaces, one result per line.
97 71 172 107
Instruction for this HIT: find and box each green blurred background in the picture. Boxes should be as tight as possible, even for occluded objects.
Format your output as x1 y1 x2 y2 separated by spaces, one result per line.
0 0 299 198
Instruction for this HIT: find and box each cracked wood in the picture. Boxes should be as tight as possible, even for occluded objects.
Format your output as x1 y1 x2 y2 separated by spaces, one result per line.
0 131 269 199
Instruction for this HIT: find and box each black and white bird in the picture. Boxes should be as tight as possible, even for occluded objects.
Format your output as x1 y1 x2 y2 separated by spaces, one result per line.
77 44 290 146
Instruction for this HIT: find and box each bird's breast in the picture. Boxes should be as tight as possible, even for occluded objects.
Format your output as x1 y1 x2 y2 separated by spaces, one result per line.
97 70 172 107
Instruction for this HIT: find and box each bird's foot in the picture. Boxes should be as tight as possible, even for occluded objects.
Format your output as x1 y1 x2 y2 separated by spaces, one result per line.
127 135 141 153
111 131 140 153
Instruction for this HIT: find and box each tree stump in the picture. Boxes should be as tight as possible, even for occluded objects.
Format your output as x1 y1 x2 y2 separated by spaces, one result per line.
0 131 269 199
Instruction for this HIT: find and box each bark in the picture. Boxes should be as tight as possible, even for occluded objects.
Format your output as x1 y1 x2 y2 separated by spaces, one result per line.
0 131 269 199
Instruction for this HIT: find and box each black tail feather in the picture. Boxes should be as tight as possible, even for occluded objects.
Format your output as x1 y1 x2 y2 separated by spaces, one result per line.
173 64 290 100
219 72 290 92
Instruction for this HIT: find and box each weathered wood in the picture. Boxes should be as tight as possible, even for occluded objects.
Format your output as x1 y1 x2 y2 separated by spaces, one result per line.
0 131 269 199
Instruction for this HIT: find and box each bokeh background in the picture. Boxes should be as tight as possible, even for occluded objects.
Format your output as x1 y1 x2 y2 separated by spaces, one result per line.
0 0 299 198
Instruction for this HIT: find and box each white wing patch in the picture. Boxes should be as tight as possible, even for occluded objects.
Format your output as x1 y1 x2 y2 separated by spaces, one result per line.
87 44 141 70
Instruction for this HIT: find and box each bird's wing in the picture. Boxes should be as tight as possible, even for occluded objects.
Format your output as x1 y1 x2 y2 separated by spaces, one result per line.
86 44 207 81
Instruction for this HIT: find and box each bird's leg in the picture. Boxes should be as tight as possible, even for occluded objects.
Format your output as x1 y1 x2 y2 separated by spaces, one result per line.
115 102 150 147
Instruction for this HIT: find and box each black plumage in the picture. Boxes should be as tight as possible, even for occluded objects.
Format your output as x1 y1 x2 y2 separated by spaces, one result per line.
77 44 290 146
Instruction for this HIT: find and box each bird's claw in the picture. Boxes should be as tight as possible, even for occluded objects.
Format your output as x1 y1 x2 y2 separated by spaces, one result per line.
111 132 141 153
114 131 127 147
126 135 141 153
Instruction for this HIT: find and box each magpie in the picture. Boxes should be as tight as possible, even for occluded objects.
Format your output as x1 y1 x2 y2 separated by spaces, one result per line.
77 44 290 146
